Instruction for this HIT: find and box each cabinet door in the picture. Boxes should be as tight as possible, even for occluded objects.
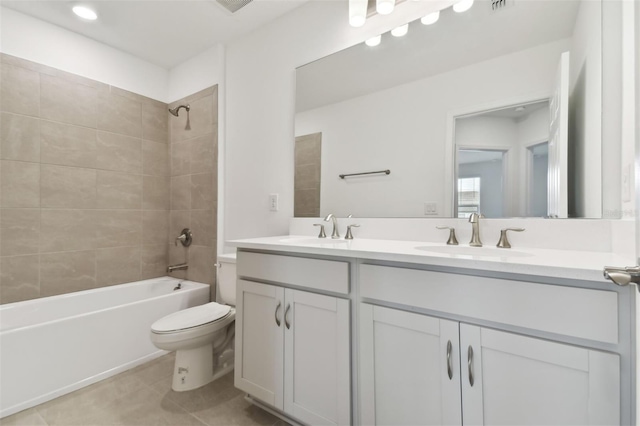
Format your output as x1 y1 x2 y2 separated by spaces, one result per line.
284 289 351 426
234 279 285 410
360 304 462 425
460 324 620 426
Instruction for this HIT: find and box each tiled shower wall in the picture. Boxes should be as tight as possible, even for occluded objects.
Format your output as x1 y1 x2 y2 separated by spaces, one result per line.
0 53 218 304
167 88 218 297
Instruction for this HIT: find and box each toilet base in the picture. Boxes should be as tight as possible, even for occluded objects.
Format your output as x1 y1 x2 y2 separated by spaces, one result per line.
172 344 214 392
170 341 236 392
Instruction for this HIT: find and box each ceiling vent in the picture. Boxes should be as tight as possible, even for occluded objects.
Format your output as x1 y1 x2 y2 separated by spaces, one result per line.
215 0 254 14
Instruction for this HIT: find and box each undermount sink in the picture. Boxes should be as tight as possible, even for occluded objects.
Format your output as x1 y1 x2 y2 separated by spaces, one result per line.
415 245 534 258
278 237 349 245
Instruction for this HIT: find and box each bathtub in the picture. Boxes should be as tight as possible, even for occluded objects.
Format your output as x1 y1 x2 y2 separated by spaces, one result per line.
0 276 209 418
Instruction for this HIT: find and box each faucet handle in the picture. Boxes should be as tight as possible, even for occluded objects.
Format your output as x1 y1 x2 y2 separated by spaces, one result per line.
313 223 327 238
345 224 360 240
436 226 459 245
496 228 525 249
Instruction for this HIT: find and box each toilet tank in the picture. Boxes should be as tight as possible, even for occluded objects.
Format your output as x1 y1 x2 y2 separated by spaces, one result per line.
217 253 237 306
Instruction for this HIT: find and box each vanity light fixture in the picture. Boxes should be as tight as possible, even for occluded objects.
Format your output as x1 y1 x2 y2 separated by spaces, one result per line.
421 10 440 25
365 35 382 47
72 5 98 20
376 0 395 15
391 23 409 37
349 0 368 27
453 0 474 13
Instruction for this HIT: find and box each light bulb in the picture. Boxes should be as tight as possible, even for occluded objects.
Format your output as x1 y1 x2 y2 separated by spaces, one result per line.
72 5 97 20
349 0 368 27
376 0 395 15
453 0 474 13
391 24 409 37
421 11 440 25
365 35 382 47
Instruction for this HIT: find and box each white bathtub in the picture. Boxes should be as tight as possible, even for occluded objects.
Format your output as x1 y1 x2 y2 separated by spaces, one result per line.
0 276 209 418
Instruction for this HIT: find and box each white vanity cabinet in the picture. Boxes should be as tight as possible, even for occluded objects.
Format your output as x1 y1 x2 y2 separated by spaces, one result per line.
234 252 351 426
360 304 620 425
359 264 622 426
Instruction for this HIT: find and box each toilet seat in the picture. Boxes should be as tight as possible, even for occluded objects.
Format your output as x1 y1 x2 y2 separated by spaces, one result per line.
151 302 231 334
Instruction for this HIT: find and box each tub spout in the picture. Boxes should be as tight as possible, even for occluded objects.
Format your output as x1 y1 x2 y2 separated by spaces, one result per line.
167 263 188 273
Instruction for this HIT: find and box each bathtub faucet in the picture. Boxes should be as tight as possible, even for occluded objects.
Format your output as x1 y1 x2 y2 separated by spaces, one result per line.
167 263 188 273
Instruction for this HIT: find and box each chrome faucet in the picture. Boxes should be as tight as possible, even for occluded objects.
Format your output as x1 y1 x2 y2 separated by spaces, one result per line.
468 213 484 247
324 213 340 239
167 263 188 273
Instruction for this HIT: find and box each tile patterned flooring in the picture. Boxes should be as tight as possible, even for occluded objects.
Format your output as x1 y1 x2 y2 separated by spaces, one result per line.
1 354 286 426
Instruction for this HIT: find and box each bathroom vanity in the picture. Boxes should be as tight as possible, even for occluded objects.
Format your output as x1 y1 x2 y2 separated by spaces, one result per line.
229 236 637 426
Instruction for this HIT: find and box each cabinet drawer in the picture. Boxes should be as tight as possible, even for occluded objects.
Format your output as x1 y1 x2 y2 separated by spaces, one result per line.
359 264 618 344
238 251 350 295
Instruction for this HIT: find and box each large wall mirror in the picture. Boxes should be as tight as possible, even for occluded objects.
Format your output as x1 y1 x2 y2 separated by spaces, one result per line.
295 0 620 219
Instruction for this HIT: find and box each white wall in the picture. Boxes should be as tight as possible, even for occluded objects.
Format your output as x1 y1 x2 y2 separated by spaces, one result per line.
295 40 566 218
223 0 456 242
0 6 169 101
167 44 224 103
569 0 602 218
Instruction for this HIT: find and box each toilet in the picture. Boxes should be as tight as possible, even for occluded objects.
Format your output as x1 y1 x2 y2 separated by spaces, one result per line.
150 254 237 392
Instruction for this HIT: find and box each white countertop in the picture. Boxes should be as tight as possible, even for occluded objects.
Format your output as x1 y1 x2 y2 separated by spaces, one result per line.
228 235 637 284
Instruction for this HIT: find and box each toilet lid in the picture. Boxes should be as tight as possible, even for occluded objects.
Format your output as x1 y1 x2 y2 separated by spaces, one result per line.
151 302 231 333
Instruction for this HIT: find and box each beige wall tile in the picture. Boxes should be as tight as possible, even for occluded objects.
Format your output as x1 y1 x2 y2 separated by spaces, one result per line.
40 251 96 297
190 173 214 210
96 131 142 173
142 103 168 143
142 210 169 245
94 210 142 249
171 175 191 210
143 140 169 176
97 89 142 138
0 255 40 303
188 246 215 285
294 163 321 190
190 209 214 247
40 121 97 168
190 134 215 174
40 74 97 128
0 209 40 256
294 188 320 218
295 132 322 164
96 246 141 286
0 112 40 161
168 86 215 110
41 165 97 209
1 63 39 116
170 95 213 143
170 210 190 245
0 160 40 208
170 141 190 176
141 245 168 280
40 210 95 253
97 171 142 209
143 176 169 210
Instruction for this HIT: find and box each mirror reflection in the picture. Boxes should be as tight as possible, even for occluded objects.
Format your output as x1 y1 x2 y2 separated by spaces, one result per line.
295 0 604 218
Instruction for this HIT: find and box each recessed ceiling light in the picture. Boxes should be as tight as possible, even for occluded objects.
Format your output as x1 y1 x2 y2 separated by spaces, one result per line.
453 0 474 13
391 24 409 37
72 5 98 21
421 11 440 25
365 35 382 47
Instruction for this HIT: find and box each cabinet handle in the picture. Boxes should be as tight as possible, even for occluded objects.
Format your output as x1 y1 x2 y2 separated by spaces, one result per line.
284 304 291 329
275 301 281 327
468 345 475 387
446 340 453 380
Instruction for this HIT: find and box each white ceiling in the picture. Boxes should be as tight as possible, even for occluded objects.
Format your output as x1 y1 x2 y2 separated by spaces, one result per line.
1 0 308 69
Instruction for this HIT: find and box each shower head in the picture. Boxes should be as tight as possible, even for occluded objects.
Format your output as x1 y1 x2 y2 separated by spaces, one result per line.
169 104 190 117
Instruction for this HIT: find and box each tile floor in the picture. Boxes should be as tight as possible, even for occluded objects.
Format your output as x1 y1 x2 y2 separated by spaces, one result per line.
0 354 286 426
